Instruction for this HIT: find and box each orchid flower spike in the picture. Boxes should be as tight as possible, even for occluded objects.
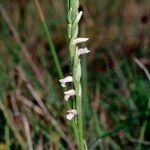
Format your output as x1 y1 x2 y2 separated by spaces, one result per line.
73 37 89 45
64 89 75 101
59 76 73 87
66 109 77 120
77 47 91 56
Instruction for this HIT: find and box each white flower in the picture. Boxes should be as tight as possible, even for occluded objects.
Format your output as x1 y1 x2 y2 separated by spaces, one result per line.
75 11 83 23
66 109 77 120
77 47 91 56
73 37 89 45
59 76 73 87
64 89 76 101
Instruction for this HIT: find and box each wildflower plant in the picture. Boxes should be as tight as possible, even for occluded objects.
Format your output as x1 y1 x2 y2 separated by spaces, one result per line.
59 0 90 149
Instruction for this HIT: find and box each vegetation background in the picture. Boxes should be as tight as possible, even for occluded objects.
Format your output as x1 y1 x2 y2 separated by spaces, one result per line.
0 0 149 149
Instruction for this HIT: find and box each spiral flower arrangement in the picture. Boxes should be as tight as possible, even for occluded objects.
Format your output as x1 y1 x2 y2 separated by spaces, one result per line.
59 0 90 149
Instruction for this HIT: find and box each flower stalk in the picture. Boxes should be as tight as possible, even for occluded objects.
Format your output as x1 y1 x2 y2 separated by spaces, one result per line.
59 0 90 149
67 0 89 149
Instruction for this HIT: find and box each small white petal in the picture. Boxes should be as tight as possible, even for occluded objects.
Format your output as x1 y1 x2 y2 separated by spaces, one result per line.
61 83 66 87
75 11 83 23
64 89 76 101
59 76 73 87
64 94 70 101
67 109 77 114
78 47 91 55
66 113 74 120
59 76 73 83
73 38 89 45
64 89 75 95
66 109 77 120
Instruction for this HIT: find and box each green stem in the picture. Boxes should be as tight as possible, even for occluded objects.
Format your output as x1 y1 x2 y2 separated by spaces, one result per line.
136 97 150 150
5 125 10 150
35 0 63 79
75 82 84 150
71 119 80 148
136 121 147 150
42 20 63 78
67 0 85 149
78 96 84 150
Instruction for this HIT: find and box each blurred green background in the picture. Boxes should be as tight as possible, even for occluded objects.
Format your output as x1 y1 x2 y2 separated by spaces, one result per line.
0 0 150 149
